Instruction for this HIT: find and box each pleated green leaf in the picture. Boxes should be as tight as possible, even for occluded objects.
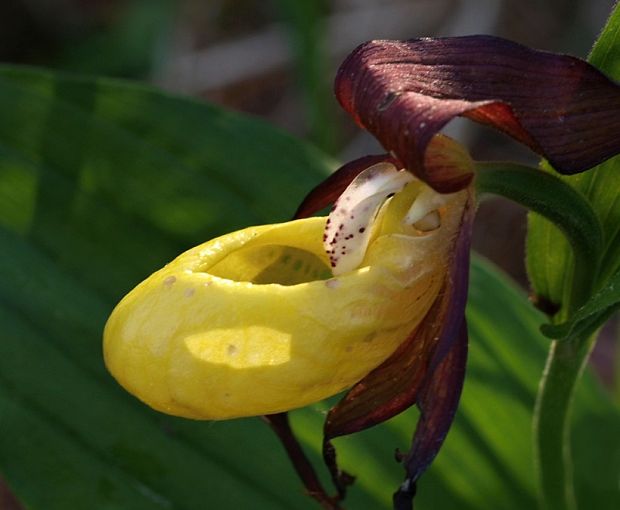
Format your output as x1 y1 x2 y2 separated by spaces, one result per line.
0 65 618 510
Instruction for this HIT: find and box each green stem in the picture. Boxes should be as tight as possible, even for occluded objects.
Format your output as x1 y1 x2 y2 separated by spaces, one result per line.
475 162 601 312
475 161 603 510
533 336 595 510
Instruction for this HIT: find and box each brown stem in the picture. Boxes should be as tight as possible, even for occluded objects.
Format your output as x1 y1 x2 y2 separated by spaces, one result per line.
322 439 356 500
262 413 345 510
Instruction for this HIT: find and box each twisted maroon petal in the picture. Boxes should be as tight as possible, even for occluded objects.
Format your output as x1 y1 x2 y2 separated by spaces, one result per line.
294 154 398 219
394 320 468 510
320 189 475 502
336 35 620 192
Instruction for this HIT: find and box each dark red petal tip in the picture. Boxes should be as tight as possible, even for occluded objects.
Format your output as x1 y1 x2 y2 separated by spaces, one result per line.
336 35 620 191
294 153 399 219
394 320 468 510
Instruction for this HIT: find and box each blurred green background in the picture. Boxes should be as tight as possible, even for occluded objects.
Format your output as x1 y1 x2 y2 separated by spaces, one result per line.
1 1 619 509
1 0 614 281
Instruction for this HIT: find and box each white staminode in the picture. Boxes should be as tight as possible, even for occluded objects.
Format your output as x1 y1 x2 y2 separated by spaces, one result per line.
324 164 454 275
324 162 413 275
404 185 452 226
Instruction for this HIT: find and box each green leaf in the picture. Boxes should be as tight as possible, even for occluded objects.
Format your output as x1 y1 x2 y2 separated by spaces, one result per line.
0 65 332 510
541 267 620 341
589 1 620 80
0 65 618 510
526 3 620 314
0 64 335 296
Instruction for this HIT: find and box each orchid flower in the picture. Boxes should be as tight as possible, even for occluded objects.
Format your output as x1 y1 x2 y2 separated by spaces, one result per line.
103 35 620 510
103 151 471 420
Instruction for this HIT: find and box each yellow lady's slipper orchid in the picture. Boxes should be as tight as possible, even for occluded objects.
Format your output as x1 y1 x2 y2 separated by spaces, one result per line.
101 33 620 510
103 164 469 420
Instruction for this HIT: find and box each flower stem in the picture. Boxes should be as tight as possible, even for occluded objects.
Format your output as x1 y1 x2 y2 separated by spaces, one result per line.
475 162 602 302
262 413 345 510
475 162 604 510
533 335 595 510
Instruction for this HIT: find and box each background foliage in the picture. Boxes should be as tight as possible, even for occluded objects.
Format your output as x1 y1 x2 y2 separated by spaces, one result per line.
0 1 619 509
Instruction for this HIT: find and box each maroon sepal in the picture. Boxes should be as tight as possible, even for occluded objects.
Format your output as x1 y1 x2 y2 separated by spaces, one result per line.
393 320 468 510
336 35 620 192
321 191 475 503
294 154 399 219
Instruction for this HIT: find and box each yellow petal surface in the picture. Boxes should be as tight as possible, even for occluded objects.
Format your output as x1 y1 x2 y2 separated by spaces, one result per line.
103 185 468 419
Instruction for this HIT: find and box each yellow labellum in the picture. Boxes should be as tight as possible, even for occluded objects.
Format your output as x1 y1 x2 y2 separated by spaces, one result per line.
103 181 468 420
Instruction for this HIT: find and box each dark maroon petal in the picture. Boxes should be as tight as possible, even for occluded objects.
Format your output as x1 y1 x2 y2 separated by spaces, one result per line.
294 154 399 219
393 320 468 510
323 291 440 439
336 35 620 192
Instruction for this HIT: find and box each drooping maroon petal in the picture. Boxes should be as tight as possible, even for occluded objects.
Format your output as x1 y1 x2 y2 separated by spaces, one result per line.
336 35 620 192
320 188 475 500
322 287 442 439
393 320 468 510
294 154 398 219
